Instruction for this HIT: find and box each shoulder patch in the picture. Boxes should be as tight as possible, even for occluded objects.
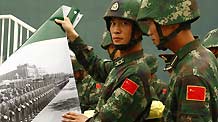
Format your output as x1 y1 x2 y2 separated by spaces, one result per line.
121 78 139 95
96 83 102 89
186 85 206 101
162 88 167 95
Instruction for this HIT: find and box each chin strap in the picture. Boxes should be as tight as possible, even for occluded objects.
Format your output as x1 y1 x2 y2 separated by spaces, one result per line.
109 48 118 60
114 38 141 50
155 22 190 51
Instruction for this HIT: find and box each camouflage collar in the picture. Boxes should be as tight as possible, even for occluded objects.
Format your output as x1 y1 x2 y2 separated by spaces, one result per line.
175 39 201 65
114 50 144 67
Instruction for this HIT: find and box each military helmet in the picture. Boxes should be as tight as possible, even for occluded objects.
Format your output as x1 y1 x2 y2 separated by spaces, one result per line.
101 31 112 50
137 0 200 26
202 28 218 49
104 0 141 30
144 54 158 74
137 0 200 50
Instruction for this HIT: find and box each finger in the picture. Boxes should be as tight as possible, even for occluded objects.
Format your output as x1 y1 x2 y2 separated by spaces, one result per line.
66 112 80 116
62 118 76 122
64 16 70 21
62 114 76 120
55 19 63 24
64 112 80 118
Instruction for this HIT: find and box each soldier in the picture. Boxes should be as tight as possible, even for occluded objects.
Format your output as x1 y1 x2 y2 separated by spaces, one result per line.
202 28 218 58
0 100 10 122
137 0 218 121
56 0 153 121
102 29 167 104
101 30 165 121
143 54 168 104
71 58 103 113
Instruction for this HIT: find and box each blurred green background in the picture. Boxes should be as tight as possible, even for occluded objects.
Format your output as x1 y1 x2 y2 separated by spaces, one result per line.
0 0 218 83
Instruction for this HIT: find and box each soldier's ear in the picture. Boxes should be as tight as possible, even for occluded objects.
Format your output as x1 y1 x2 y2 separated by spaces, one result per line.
133 28 143 40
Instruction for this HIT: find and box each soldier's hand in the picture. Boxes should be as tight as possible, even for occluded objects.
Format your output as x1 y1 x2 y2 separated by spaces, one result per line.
62 112 88 122
55 17 79 43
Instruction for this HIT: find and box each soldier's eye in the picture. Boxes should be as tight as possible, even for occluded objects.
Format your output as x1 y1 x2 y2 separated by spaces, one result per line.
122 21 131 25
110 21 115 26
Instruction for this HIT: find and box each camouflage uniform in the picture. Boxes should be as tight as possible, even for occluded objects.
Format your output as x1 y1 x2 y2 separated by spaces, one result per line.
70 39 152 121
137 0 218 121
78 75 103 112
202 28 218 58
143 54 168 103
71 58 103 112
68 0 153 121
101 30 168 103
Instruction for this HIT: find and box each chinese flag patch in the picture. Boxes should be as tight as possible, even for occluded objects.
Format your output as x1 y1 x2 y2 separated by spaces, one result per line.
121 78 139 95
162 88 167 95
96 83 102 89
186 85 206 101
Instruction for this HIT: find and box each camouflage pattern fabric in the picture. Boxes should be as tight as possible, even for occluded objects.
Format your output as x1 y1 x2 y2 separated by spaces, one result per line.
137 0 200 25
143 54 158 74
141 54 168 103
69 37 153 122
77 75 103 112
71 58 84 72
104 0 141 31
72 56 104 112
202 28 218 49
137 0 200 36
163 39 218 122
202 28 218 58
101 31 112 50
149 75 168 104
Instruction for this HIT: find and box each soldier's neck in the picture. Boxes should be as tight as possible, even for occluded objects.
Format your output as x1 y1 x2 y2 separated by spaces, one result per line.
120 42 142 57
166 29 195 53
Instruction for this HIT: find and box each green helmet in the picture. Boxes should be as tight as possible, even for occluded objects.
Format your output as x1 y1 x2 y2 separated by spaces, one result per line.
71 58 84 72
101 31 112 50
104 0 141 30
137 0 200 26
137 0 200 50
104 0 143 50
144 54 158 74
202 28 218 49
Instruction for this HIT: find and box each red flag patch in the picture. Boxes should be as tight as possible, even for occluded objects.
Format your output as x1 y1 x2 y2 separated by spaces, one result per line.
162 88 167 95
186 85 206 101
121 78 139 95
96 83 102 89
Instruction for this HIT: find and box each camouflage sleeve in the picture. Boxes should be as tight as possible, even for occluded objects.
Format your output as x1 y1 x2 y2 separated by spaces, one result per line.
169 75 213 122
79 75 100 112
88 75 150 122
68 37 113 82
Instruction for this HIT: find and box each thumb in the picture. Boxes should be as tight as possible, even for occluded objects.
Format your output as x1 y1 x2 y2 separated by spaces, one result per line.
55 19 63 24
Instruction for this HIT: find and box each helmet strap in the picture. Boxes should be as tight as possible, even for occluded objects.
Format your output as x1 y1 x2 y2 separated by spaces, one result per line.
109 48 118 60
155 22 190 51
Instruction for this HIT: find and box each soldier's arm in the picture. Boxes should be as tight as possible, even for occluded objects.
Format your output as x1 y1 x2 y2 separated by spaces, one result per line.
87 75 151 122
68 37 113 82
167 75 213 122
55 17 113 82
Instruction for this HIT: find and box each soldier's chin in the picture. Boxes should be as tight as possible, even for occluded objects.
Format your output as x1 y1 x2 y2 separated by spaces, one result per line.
113 39 124 44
